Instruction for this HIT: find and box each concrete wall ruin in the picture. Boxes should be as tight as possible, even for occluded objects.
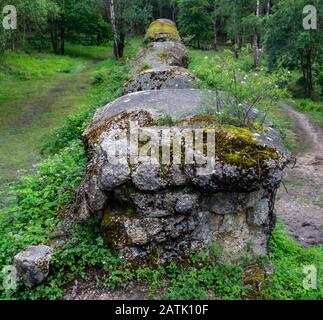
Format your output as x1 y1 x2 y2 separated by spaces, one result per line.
73 19 290 264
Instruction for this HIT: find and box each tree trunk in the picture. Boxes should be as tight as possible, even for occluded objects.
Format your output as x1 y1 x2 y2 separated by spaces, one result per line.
266 0 271 16
252 0 261 68
109 0 120 59
50 19 59 54
232 10 239 58
60 24 65 55
301 49 314 97
212 0 218 50
252 35 260 68
50 17 66 56
213 18 217 50
172 3 176 21
159 0 163 17
234 36 240 59
305 50 313 97
118 32 125 58
50 30 58 54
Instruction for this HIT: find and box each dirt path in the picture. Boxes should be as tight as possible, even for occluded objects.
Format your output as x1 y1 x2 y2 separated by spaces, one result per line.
63 277 155 301
0 60 99 184
0 60 101 209
276 104 323 246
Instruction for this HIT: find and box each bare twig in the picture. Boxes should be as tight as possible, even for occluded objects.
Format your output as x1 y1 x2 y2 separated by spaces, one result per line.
281 180 289 194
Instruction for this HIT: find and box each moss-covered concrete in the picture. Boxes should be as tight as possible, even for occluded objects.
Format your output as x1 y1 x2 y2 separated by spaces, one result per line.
145 19 181 43
101 212 133 252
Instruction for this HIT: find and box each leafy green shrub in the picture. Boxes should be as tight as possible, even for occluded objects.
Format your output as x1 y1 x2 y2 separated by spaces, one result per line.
318 72 323 97
191 50 289 127
237 46 254 72
163 263 246 300
266 224 323 300
15 219 122 300
154 114 177 126
0 141 87 299
92 73 105 85
164 268 210 300
298 100 320 112
39 111 92 155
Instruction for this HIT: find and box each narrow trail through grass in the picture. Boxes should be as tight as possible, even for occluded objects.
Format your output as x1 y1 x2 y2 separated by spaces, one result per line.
0 40 142 209
276 104 323 246
0 58 103 183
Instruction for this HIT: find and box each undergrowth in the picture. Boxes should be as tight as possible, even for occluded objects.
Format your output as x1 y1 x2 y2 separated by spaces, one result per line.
0 44 322 301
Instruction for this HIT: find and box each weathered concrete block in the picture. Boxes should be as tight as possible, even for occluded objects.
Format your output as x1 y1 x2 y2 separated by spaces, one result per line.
124 19 192 95
131 41 189 76
144 19 181 43
70 20 290 264
124 67 195 95
72 94 290 262
13 245 53 288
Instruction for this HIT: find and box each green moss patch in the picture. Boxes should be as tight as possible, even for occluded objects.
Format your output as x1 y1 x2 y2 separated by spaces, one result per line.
101 212 133 252
213 125 281 168
163 116 280 169
145 19 181 43
180 114 220 126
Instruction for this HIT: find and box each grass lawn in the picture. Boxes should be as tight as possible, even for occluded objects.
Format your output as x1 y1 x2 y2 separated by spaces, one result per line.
0 39 141 184
0 39 142 210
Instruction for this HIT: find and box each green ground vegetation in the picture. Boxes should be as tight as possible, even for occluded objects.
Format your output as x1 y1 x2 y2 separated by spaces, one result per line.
0 41 322 300
0 40 141 186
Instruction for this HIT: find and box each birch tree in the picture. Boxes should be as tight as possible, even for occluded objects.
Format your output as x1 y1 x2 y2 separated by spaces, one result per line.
211 0 219 50
109 0 119 59
252 0 261 68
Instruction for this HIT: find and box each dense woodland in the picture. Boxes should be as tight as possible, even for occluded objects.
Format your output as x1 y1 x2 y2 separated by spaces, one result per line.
0 0 322 97
0 0 322 301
